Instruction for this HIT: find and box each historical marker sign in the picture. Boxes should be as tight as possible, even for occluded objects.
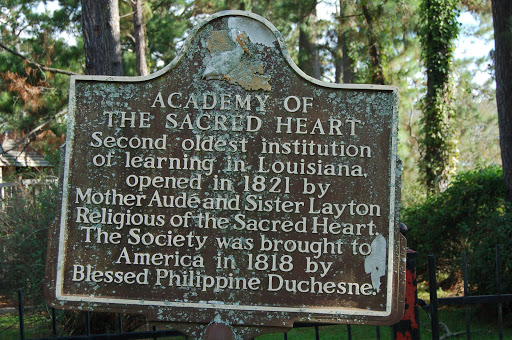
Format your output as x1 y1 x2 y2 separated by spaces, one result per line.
46 11 406 329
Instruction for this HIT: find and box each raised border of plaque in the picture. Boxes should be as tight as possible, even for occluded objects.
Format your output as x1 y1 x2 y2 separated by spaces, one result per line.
45 10 406 329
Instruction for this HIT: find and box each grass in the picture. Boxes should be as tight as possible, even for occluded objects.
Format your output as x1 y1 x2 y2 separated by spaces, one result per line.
417 271 460 303
256 306 512 339
430 307 512 340
0 312 51 339
1 305 510 340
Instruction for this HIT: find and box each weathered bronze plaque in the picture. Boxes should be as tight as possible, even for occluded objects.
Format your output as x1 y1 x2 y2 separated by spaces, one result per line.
46 10 406 330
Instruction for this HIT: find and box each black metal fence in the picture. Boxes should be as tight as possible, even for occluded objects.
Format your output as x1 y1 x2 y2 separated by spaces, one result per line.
0 179 57 209
422 245 512 340
4 247 509 340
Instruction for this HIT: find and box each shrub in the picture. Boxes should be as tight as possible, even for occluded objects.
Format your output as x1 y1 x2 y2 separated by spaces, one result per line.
0 177 58 307
0 175 146 336
402 166 511 296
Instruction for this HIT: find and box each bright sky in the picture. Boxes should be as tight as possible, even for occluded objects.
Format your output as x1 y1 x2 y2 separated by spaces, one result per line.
456 12 494 85
456 12 494 59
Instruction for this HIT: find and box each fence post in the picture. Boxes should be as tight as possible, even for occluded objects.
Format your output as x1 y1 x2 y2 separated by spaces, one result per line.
18 288 25 340
428 255 440 340
496 245 504 340
392 249 420 340
462 252 471 340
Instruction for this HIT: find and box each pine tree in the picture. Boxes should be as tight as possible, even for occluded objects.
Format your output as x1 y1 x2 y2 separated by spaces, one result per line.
492 0 512 202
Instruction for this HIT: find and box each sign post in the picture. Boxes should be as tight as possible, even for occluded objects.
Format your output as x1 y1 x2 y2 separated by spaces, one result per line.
46 10 406 338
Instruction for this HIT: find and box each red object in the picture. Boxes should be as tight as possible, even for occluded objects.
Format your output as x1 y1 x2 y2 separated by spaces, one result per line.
393 249 420 340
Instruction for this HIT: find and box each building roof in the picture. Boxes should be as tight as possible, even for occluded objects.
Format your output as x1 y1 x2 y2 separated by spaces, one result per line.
0 133 53 167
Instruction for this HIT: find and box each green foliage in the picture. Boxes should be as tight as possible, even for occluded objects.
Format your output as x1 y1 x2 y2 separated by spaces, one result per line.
419 0 461 193
0 174 145 336
0 177 58 308
419 82 459 192
403 166 511 295
318 0 422 85
0 0 82 132
453 58 500 171
400 18 499 206
144 0 193 70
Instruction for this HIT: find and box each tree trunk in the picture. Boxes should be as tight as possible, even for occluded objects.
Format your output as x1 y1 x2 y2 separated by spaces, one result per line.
341 33 354 83
298 24 322 80
335 30 355 84
361 2 384 85
335 0 355 84
132 0 149 76
492 0 512 202
419 0 459 194
82 0 124 76
335 43 342 83
297 1 321 80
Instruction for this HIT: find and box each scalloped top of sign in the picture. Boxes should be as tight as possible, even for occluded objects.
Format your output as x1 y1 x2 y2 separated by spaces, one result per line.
72 11 395 93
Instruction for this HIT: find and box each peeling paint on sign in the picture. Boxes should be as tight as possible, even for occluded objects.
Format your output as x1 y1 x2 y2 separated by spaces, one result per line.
364 234 387 293
203 28 271 91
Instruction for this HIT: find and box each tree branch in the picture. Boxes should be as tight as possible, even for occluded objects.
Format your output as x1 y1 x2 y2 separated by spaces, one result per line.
334 13 364 20
126 33 136 44
151 0 166 11
0 41 78 76
120 11 135 19
0 108 67 156
26 108 67 141
439 322 466 340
